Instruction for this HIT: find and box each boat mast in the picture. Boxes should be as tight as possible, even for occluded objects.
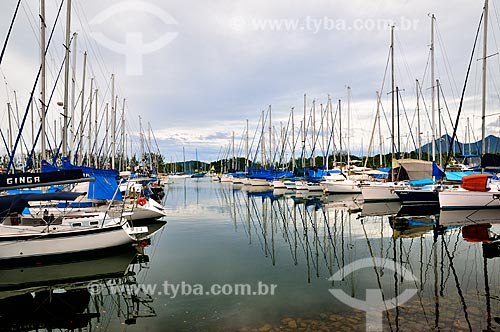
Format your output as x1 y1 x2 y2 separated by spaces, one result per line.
261 110 265 168
437 79 442 166
40 0 47 162
326 96 331 170
269 105 272 169
111 73 116 169
302 94 306 168
390 25 395 180
312 100 316 167
232 130 235 171
347 87 352 170
87 78 93 167
148 124 152 170
62 0 71 157
431 14 436 162
338 99 342 167
321 103 325 169
377 92 383 167
416 79 421 160
139 115 143 169
120 98 126 171
291 108 295 172
70 32 77 155
78 51 87 165
245 119 249 172
396 86 400 157
105 103 109 166
481 0 489 159
7 104 13 154
94 89 98 167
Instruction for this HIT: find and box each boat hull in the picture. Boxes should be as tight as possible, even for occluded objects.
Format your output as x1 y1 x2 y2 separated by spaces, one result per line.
323 180 361 194
439 189 500 210
395 189 439 205
0 224 134 262
360 183 403 202
248 179 270 187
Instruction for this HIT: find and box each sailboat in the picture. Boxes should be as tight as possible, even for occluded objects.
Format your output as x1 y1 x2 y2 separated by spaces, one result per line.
321 90 363 194
439 0 500 210
0 177 150 262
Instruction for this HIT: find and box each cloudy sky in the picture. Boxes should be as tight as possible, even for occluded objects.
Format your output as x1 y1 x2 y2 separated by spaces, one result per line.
0 0 498 163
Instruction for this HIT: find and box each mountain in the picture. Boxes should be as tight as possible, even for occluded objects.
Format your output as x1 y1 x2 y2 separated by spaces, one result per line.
417 134 500 156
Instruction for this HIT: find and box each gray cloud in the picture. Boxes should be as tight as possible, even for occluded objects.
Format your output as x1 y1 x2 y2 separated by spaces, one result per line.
0 0 495 161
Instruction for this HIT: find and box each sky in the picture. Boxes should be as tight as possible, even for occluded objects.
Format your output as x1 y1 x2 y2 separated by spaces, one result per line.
0 0 499 163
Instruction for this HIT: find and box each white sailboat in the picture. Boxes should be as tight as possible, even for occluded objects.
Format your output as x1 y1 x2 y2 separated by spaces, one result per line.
439 0 499 210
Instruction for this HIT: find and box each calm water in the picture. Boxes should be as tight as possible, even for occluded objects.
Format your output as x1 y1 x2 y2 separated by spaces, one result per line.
1 177 500 331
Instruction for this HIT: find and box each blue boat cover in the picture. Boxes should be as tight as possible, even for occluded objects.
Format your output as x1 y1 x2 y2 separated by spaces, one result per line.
408 178 435 186
432 162 445 180
0 192 83 218
443 171 499 182
88 175 123 201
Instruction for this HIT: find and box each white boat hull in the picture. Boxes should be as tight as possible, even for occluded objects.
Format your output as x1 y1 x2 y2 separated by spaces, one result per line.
360 183 405 202
0 223 134 261
439 189 500 210
248 179 270 187
272 180 287 189
323 180 361 194
307 183 324 192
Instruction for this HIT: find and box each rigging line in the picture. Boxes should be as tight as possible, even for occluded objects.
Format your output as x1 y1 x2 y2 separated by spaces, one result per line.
439 83 463 155
49 50 77 163
249 114 263 165
8 0 66 172
491 0 500 76
444 11 483 171
72 2 112 90
398 90 417 152
0 128 12 163
20 1 40 46
278 111 292 168
435 20 461 105
395 33 416 92
0 0 22 67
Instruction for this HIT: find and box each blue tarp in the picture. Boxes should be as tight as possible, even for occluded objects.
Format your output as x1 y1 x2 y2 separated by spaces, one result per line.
306 169 327 182
408 178 435 186
276 171 294 179
247 167 275 180
6 186 62 195
42 158 122 201
87 175 123 201
432 162 445 180
442 171 498 182
372 173 388 179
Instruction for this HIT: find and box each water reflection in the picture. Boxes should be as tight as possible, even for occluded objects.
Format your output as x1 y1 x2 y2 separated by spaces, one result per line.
0 220 166 331
210 180 500 332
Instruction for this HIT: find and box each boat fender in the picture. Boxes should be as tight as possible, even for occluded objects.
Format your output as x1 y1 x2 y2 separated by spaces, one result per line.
138 197 147 206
